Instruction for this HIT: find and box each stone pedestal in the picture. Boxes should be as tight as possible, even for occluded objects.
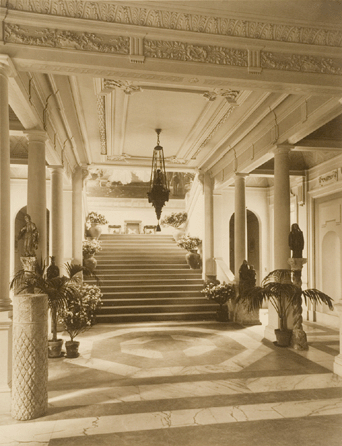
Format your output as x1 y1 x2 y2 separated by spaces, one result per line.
11 294 48 420
288 257 308 351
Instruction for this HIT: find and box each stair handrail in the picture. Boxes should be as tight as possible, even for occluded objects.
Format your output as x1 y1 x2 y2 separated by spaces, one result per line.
214 257 235 284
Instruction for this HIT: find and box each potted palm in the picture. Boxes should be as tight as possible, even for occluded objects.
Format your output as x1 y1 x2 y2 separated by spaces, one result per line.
161 212 187 240
236 269 334 346
176 235 202 269
202 280 235 321
87 211 108 239
60 283 102 357
10 260 79 357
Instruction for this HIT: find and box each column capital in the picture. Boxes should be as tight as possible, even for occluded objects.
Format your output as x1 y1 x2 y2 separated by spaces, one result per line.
272 145 293 156
234 172 249 179
0 55 16 77
24 130 48 143
48 165 64 174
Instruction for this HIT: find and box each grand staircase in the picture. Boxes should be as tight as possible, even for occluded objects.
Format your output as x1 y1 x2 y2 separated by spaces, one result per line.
92 234 217 323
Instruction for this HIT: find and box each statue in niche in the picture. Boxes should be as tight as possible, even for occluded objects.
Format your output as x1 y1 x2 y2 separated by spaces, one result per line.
18 214 39 257
289 223 304 258
239 260 256 296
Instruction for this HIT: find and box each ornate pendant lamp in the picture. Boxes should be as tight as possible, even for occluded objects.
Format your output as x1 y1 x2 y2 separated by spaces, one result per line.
147 129 170 231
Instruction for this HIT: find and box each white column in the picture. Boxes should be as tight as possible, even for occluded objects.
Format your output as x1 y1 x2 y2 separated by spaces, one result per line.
234 173 247 275
203 172 216 278
265 146 291 341
26 131 48 263
0 56 14 392
50 166 64 273
72 166 83 265
333 301 342 377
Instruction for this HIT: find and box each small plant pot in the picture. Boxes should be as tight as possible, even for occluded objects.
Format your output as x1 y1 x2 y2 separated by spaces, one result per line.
65 341 80 358
48 339 64 358
185 251 201 269
274 329 292 347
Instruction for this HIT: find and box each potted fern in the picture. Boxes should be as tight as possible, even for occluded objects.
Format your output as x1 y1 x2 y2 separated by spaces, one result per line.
236 269 334 346
202 280 235 321
60 283 103 357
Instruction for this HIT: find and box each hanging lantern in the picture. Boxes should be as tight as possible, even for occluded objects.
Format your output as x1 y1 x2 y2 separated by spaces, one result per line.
147 129 170 231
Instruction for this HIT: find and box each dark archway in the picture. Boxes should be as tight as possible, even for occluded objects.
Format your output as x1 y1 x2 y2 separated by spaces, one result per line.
229 210 260 283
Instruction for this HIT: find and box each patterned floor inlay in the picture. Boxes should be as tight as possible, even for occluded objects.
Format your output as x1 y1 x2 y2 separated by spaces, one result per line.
0 321 341 446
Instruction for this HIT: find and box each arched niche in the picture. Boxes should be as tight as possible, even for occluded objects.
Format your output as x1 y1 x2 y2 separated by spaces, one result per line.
229 210 260 282
14 207 50 273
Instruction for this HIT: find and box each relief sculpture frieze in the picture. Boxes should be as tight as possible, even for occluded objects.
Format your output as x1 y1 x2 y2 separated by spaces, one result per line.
4 1 342 47
4 24 129 54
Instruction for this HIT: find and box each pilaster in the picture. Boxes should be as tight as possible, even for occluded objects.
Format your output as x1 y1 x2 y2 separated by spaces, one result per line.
203 172 216 279
72 166 84 265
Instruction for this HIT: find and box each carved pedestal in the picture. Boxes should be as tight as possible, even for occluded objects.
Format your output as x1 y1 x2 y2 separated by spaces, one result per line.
288 258 308 351
11 293 48 421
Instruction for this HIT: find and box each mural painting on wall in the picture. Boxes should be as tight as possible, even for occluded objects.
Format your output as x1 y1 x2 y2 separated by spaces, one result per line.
86 168 195 199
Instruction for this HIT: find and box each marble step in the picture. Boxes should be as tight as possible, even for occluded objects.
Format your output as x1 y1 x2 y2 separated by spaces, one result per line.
99 303 217 315
96 311 216 323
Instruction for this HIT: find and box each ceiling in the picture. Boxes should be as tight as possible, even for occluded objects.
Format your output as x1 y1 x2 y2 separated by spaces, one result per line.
7 0 342 187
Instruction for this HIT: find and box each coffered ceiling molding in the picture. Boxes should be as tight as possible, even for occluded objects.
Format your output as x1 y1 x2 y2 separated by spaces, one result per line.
5 1 342 48
103 79 142 95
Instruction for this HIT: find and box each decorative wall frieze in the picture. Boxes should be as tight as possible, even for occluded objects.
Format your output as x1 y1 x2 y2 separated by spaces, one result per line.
103 79 142 95
4 24 129 54
319 169 338 187
96 95 107 155
5 1 342 48
203 89 240 103
144 39 248 67
107 153 131 161
165 156 188 165
261 51 342 75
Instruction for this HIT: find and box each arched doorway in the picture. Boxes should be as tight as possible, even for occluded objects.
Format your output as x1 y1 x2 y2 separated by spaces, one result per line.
229 210 260 283
14 207 50 273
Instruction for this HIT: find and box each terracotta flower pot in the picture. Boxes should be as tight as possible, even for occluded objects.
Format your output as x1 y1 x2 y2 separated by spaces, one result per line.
185 250 201 269
83 254 97 272
48 339 63 358
88 223 102 239
65 341 80 358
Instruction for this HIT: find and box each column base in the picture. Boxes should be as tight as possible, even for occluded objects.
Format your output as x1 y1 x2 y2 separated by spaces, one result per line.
333 354 342 377
290 328 308 351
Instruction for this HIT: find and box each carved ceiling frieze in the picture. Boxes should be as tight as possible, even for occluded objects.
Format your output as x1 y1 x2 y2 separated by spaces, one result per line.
261 52 342 75
4 24 129 54
5 1 342 47
6 24 342 78
103 79 142 95
144 39 248 67
203 89 240 102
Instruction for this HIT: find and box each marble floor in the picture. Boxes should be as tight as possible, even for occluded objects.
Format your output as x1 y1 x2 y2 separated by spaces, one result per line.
0 316 341 446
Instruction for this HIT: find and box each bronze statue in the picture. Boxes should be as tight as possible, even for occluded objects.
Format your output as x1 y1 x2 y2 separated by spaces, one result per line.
18 214 39 257
239 260 256 295
289 223 304 258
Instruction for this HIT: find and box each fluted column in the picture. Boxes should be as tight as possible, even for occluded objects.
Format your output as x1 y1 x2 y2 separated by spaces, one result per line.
265 146 291 340
203 172 216 279
72 166 83 265
50 166 64 272
26 131 48 263
0 55 14 392
234 173 248 276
